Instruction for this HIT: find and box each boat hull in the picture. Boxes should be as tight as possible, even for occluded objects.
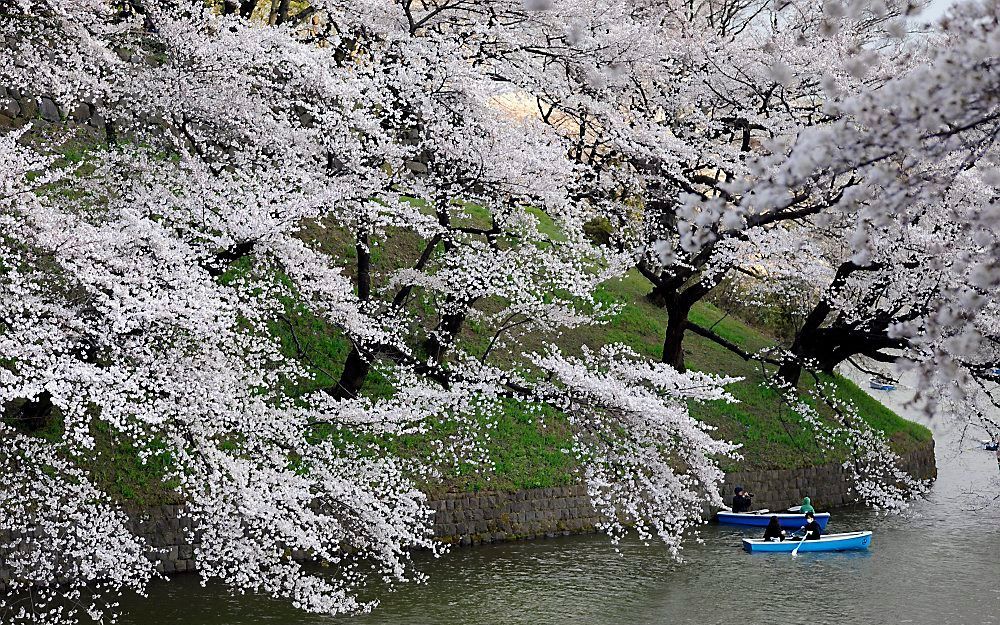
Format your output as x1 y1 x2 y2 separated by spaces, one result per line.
742 531 872 553
717 511 830 529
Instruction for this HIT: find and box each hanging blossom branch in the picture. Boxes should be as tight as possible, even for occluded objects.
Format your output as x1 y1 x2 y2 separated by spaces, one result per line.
787 378 928 513
527 344 741 554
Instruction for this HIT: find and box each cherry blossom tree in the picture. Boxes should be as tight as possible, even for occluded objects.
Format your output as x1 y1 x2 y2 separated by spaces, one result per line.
0 1 732 622
513 0 924 371
3 0 1000 623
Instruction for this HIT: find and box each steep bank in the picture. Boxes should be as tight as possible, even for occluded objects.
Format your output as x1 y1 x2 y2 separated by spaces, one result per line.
0 438 930 588
0 105 932 503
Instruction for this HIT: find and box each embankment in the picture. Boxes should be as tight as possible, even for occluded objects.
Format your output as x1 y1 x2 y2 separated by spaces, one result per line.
0 437 932 589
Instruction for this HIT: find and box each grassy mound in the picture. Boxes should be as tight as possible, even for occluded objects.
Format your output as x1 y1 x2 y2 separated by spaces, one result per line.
262 221 931 492
8 185 930 500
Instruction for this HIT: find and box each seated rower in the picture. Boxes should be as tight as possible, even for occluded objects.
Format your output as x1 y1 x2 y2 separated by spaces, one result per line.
800 511 823 540
798 496 815 514
763 516 786 542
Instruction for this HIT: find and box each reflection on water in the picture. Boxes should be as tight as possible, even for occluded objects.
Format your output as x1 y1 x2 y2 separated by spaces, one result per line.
116 375 1000 625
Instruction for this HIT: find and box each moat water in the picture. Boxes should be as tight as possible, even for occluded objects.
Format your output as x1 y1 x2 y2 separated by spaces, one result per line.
117 373 1000 625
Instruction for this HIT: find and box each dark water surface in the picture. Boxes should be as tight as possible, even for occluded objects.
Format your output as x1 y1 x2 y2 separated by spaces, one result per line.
118 385 1000 625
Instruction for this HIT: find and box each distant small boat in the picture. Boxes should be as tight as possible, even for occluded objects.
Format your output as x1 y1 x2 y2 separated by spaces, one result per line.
717 511 830 529
742 531 872 553
869 378 896 391
981 439 999 452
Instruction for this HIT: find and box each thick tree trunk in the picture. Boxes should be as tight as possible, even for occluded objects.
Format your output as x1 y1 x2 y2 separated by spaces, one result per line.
775 359 803 388
274 0 290 24
775 319 906 389
331 347 370 400
661 300 693 372
238 0 259 18
425 311 467 363
330 234 372 400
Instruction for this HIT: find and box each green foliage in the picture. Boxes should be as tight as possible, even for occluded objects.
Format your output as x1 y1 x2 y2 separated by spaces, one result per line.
81 199 931 502
582 216 613 246
86 421 181 506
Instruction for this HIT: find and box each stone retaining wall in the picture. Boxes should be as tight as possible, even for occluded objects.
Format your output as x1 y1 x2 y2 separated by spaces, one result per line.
721 440 936 513
429 485 601 546
0 87 107 136
0 439 935 588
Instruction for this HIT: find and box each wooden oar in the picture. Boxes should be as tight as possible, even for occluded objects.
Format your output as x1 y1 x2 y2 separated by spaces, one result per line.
786 506 802 513
791 531 810 557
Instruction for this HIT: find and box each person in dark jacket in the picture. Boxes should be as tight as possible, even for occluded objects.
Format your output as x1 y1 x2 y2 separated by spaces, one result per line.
762 516 786 541
800 511 823 540
732 486 754 513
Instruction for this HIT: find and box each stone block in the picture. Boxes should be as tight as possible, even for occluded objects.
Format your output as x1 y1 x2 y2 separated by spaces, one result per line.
70 101 91 121
18 97 37 119
1 98 20 118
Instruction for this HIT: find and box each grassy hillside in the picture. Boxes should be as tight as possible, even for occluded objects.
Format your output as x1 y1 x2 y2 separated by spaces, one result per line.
263 220 931 494
80 226 930 502
10 184 930 501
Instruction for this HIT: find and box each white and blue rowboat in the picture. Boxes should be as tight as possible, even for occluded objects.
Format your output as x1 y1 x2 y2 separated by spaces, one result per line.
869 379 896 391
717 511 830 529
743 531 872 553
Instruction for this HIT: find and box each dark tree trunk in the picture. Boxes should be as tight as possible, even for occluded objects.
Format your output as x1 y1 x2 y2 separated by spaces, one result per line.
425 311 467 363
330 234 372 400
661 301 692 371
14 391 54 433
274 0 290 24
238 0 258 18
331 348 370 400
775 359 803 388
354 235 371 302
773 261 901 389
654 276 714 372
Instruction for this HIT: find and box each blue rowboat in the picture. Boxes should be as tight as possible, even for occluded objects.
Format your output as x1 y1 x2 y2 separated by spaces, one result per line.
742 531 872 553
717 511 830 529
869 379 896 391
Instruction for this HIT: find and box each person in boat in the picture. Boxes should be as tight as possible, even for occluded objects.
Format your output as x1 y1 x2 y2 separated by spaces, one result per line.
798 496 815 514
762 516 786 542
732 486 754 513
799 511 823 540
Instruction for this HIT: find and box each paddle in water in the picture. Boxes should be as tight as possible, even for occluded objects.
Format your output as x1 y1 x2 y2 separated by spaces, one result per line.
791 530 810 557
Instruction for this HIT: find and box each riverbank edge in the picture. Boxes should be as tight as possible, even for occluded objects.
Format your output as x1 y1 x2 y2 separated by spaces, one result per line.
430 437 936 547
8 437 923 586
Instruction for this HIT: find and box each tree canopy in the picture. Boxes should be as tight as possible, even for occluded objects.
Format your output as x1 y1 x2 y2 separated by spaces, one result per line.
1 0 999 623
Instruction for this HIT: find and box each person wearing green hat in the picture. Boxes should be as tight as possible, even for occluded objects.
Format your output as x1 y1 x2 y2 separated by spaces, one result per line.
799 496 815 514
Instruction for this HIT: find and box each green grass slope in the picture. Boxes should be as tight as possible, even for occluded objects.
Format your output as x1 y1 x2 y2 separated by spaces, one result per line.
12 210 930 502
262 252 930 493
107 231 929 500
464 268 929 479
